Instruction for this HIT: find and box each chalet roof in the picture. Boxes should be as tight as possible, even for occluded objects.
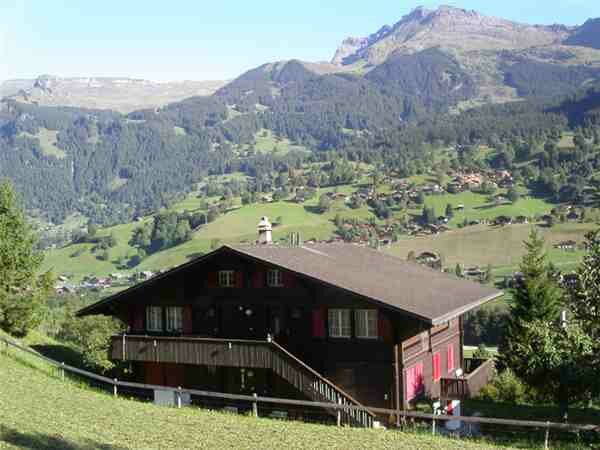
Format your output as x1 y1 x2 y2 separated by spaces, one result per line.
78 244 501 325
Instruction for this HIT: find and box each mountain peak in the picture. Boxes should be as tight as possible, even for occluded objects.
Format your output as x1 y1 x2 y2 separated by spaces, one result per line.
331 5 570 66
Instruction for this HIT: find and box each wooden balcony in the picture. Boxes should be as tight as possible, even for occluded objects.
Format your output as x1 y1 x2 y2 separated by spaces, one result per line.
440 358 495 400
110 334 376 427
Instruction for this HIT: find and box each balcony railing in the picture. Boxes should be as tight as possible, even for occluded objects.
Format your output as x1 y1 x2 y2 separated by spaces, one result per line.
110 334 376 427
440 358 495 400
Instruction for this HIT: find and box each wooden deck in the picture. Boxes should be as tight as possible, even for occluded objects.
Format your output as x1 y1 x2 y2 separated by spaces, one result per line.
440 358 495 400
111 334 376 427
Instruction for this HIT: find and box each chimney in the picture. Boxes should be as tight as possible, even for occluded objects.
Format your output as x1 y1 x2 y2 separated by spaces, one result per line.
257 217 273 245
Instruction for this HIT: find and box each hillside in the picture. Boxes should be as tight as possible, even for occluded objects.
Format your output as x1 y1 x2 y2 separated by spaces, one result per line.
0 75 226 113
2 6 600 229
0 349 514 449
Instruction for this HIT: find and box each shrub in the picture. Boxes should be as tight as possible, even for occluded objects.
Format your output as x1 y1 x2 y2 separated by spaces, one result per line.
477 369 530 404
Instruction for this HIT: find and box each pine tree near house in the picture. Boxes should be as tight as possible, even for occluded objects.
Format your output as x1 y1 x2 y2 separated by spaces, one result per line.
0 180 53 337
499 229 564 385
507 229 600 416
567 229 600 397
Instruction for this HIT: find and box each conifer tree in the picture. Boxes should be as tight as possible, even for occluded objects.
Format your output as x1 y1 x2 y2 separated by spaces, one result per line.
500 229 563 380
0 181 53 337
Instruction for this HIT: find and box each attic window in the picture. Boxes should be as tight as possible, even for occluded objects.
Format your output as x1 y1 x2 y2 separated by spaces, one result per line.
328 309 351 338
266 269 283 287
146 306 163 332
218 270 235 287
165 307 183 333
355 309 378 339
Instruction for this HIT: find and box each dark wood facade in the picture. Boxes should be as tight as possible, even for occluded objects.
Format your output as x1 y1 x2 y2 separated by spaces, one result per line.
81 245 500 424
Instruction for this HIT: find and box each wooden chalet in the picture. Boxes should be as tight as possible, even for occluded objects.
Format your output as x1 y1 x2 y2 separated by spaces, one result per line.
78 218 502 427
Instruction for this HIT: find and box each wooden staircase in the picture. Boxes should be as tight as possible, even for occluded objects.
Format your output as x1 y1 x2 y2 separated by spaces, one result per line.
112 334 376 427
268 339 375 427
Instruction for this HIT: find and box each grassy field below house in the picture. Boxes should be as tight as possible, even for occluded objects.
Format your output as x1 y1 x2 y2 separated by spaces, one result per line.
388 223 596 275
0 350 521 450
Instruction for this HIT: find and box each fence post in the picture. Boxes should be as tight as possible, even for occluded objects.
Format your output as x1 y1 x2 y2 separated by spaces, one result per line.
177 387 182 409
61 362 65 381
252 393 258 417
432 416 436 435
113 379 118 397
544 422 550 450
336 398 342 427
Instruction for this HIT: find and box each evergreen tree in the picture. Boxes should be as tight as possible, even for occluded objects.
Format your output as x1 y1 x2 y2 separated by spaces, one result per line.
0 181 53 337
445 203 454 219
455 263 463 278
507 188 520 204
421 206 436 225
500 229 564 388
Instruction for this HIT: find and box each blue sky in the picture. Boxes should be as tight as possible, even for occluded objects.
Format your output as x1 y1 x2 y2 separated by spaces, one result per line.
0 1 598 82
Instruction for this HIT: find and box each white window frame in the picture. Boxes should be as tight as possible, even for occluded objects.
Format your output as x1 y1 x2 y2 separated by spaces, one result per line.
328 309 351 338
355 309 378 339
266 269 283 287
146 306 163 332
165 306 183 333
218 270 236 287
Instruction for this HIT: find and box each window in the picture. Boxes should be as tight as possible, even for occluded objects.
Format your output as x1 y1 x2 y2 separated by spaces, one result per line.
218 270 235 287
355 309 378 338
433 352 441 382
447 344 455 373
266 269 283 287
328 309 351 338
166 307 183 333
405 362 424 401
146 306 163 332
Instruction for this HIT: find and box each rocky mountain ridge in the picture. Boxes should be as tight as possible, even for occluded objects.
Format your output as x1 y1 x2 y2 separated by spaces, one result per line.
331 5 577 67
0 75 226 113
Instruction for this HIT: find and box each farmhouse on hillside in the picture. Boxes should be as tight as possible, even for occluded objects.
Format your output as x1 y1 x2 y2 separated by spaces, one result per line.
78 218 502 427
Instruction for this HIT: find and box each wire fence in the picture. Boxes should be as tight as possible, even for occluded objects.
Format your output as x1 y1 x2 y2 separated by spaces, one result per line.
2 335 598 449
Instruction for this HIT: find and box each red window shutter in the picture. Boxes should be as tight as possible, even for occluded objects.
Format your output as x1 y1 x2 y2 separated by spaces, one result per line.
235 271 244 288
252 268 265 288
283 271 295 288
433 352 441 381
131 306 144 332
207 272 217 288
405 362 424 401
378 314 393 342
447 344 455 372
183 306 193 334
311 307 326 339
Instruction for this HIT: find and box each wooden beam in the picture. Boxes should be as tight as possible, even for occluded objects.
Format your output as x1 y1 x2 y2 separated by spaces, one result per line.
394 344 401 426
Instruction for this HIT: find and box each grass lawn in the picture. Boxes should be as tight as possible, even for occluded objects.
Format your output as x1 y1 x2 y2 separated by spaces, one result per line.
0 351 518 450
417 192 553 228
236 129 310 156
19 128 66 159
388 223 596 273
42 185 375 280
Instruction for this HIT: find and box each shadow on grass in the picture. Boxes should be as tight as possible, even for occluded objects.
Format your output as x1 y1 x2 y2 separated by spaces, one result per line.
0 425 127 450
30 344 86 370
